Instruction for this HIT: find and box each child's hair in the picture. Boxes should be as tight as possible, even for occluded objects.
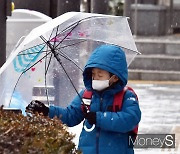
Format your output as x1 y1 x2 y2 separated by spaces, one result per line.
109 72 113 77
110 73 123 86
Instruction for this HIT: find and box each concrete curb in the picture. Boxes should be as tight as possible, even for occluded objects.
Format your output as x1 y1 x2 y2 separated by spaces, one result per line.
128 69 180 81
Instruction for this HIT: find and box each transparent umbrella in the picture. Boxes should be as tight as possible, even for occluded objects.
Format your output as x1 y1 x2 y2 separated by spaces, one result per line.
0 12 140 115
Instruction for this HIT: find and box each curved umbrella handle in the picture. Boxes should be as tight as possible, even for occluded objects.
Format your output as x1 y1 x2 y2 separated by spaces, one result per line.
84 124 95 132
83 105 95 132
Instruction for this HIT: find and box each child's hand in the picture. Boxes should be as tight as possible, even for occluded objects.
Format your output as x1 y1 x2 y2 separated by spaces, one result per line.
84 112 96 125
26 100 49 116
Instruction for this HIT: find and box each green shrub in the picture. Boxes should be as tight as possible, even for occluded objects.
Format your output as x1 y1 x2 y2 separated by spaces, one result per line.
0 106 81 154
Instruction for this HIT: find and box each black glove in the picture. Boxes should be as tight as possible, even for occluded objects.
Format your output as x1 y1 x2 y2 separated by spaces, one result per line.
26 100 49 116
84 112 96 125
81 104 88 115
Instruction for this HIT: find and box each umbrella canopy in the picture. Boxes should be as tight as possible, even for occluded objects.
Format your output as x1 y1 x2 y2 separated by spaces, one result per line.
0 12 140 112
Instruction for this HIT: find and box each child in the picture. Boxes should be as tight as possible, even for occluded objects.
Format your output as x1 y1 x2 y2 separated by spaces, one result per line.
26 44 141 154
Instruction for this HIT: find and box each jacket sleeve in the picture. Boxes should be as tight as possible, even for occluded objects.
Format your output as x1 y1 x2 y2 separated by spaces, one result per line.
96 90 141 133
49 90 84 127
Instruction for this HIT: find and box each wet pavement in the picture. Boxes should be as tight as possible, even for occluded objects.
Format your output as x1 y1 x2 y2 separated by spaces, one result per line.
129 81 180 131
128 81 180 154
69 81 180 154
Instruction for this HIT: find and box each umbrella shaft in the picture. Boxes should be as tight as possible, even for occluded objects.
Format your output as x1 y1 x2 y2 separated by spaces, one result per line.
40 36 85 105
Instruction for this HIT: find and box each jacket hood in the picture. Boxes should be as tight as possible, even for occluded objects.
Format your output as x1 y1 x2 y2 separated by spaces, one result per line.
83 44 128 91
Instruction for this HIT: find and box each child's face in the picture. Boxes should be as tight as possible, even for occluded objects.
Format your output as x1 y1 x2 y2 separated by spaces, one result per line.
92 68 119 86
92 68 111 80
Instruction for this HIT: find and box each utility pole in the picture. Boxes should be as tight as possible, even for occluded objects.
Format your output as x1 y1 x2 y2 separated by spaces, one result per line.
91 0 109 14
123 0 134 17
0 0 7 67
57 0 81 16
168 0 173 34
50 0 59 18
0 0 12 67
87 0 91 12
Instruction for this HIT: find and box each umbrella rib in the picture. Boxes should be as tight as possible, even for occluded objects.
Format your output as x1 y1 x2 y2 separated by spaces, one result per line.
53 25 60 49
52 15 110 49
56 51 83 72
44 46 54 105
55 40 85 71
8 51 52 106
9 73 24 107
51 22 86 72
54 56 83 103
54 21 80 49
18 49 52 56
57 16 102 35
44 53 53 105
22 51 52 74
40 35 84 72
53 40 86 72
45 52 53 76
51 14 140 55
18 43 46 55
56 39 86 49
40 35 84 104
44 44 53 76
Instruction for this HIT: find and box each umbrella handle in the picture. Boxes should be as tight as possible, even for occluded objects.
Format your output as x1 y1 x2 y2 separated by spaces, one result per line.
83 105 95 132
84 124 95 132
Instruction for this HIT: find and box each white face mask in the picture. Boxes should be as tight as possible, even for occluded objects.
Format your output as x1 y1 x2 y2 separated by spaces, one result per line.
92 80 110 91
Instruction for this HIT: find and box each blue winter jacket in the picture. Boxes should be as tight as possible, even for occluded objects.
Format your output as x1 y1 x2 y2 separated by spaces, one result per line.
49 45 141 154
